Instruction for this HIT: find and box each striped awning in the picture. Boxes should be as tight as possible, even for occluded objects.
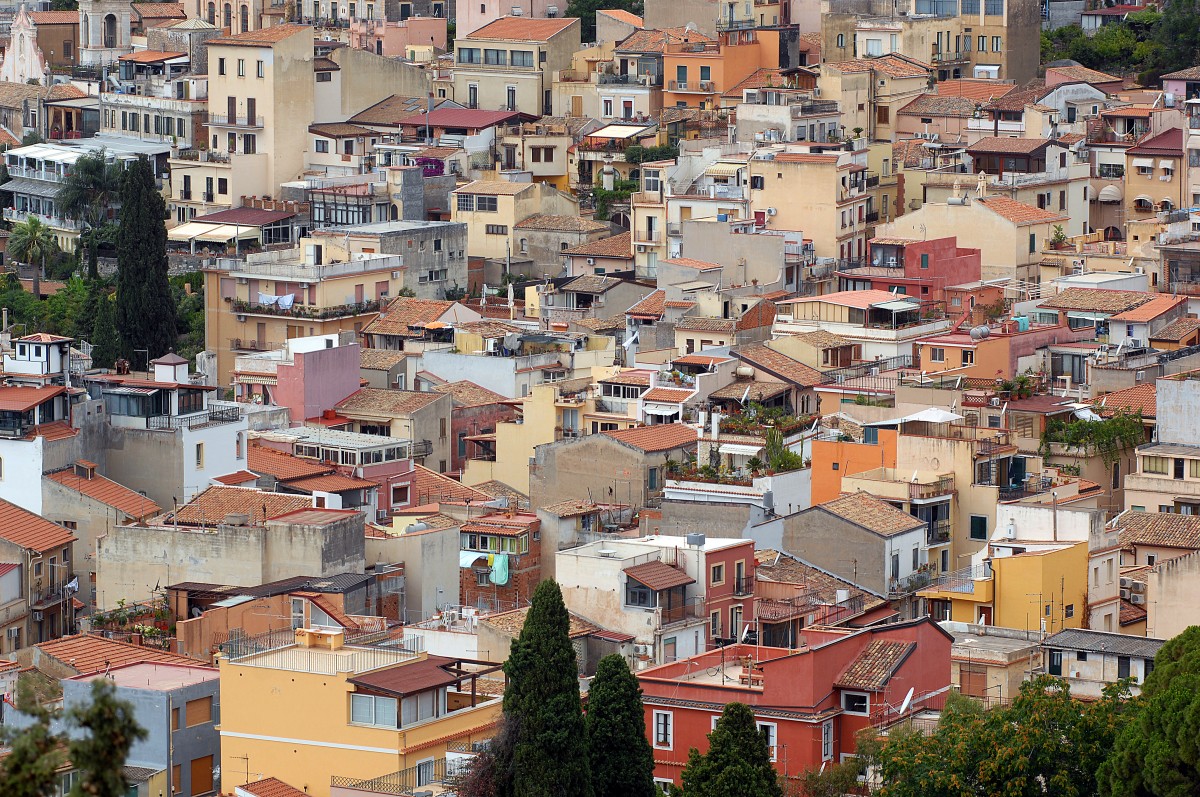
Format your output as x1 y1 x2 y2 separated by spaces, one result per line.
233 373 277 385
705 161 744 177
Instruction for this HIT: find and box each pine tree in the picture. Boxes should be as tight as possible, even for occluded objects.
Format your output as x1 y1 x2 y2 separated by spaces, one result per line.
66 679 147 797
115 155 176 363
680 702 782 797
90 289 120 369
499 580 593 797
586 654 655 797
0 681 64 797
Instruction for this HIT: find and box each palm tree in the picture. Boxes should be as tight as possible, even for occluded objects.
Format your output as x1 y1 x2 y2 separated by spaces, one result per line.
9 214 59 298
56 149 121 280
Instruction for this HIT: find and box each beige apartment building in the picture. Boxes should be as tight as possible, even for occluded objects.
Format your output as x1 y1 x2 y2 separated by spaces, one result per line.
451 179 579 259
452 17 581 116
817 53 933 143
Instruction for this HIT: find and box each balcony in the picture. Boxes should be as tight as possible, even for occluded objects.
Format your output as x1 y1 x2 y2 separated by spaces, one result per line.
203 192 215 203
920 562 994 599
2 208 81 230
172 149 231 164
205 111 265 128
232 297 383 320
659 601 704 627
668 80 717 93
733 576 753 596
633 230 662 245
930 49 969 64
865 211 880 223
332 758 457 796
926 518 951 545
5 164 63 181
631 191 665 206
715 16 755 30
31 587 67 610
146 406 243 431
229 337 285 352
180 189 193 200
841 468 956 502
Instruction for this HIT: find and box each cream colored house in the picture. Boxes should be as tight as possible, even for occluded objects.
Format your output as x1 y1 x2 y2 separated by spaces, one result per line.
817 54 933 143
452 16 581 116
451 179 578 259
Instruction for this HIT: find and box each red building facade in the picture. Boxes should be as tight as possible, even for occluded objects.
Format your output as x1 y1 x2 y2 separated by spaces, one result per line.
838 236 982 306
637 618 952 789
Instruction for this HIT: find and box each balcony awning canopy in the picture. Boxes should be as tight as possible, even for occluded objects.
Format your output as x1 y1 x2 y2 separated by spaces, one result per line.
704 161 744 177
1097 184 1123 203
718 442 764 456
168 222 259 243
867 408 964 426
643 403 681 416
1131 158 1155 169
875 299 921 312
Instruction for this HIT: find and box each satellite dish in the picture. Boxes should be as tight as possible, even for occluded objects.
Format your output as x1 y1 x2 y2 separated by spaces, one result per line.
899 687 915 716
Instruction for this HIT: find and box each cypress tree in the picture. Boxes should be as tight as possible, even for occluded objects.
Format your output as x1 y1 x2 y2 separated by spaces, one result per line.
0 681 64 797
66 679 147 797
680 702 782 797
586 654 656 797
500 580 593 797
90 290 120 369
115 156 176 363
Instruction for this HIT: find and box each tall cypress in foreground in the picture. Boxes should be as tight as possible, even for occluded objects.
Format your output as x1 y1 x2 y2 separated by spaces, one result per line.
66 679 147 797
115 156 176 362
680 702 782 797
586 654 656 797
499 580 593 797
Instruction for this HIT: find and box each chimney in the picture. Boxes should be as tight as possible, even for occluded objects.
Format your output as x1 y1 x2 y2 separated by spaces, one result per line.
74 460 97 480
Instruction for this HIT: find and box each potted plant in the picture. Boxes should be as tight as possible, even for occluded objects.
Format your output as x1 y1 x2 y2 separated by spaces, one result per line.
1049 224 1068 250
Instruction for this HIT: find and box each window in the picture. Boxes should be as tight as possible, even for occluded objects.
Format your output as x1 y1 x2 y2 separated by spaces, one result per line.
700 65 711 81
315 139 329 153
317 71 332 82
711 563 725 585
992 36 1002 51
1098 163 1124 179
185 696 213 727
625 580 653 607
351 693 399 727
291 597 305 628
1117 656 1131 680
456 193 474 212
511 50 533 67
1143 455 1169 474
602 98 614 117
218 178 228 195
476 196 498 212
475 569 490 585
841 692 869 715
391 484 410 506
758 722 778 762
1065 604 1075 618
836 33 845 47
821 719 834 760
751 174 764 189
653 710 673 748
256 60 264 78
191 756 214 795
1048 649 1062 675
1146 554 1157 566
485 224 508 235
237 58 245 77
457 47 481 64
171 707 180 731
244 133 257 154
1029 233 1038 254
970 515 988 540
962 349 975 365
218 57 226 75
710 610 721 637
194 442 204 469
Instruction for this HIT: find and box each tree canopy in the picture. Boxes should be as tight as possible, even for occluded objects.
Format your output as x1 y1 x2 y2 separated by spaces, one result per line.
679 702 782 797
56 150 123 281
115 155 177 362
586 654 656 797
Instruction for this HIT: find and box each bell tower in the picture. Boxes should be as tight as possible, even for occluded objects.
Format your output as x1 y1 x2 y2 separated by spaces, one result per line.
78 0 132 67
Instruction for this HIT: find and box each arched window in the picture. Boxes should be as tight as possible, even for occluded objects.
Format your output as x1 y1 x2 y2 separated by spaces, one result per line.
223 3 232 28
836 33 845 48
207 2 216 23
103 14 117 49
240 4 249 31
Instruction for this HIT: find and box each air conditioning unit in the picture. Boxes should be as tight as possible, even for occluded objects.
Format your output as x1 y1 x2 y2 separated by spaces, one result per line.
586 257 596 265
32 611 43 621
1132 581 1146 593
766 207 777 216
1119 588 1131 600
5 628 17 639
236 277 249 285
1135 370 1146 382
1119 577 1132 588
990 397 1001 407
812 87 821 97
391 270 401 279
633 643 652 656
1131 593 1146 605
236 314 247 322
1134 265 1145 274
639 74 653 86
636 244 648 253
300 282 310 289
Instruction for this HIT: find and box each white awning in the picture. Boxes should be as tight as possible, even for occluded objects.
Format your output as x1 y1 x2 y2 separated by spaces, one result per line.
867 407 964 426
1160 160 1175 169
1097 184 1123 203
1133 194 1154 205
1131 158 1155 169
194 224 259 243
167 221 217 241
718 443 764 457
643 403 681 416
705 161 744 178
875 299 920 312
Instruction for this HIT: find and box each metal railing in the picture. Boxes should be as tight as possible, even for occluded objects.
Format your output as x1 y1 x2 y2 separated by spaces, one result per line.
926 518 951 545
818 355 914 385
332 758 451 795
733 576 753 596
229 338 284 352
922 562 993 594
911 475 955 500
206 112 265 128
147 406 243 431
232 297 384 320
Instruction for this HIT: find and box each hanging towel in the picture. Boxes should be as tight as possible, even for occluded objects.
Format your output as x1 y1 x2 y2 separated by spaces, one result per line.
459 551 484 568
489 553 510 586
276 293 295 310
258 292 278 306
487 553 495 566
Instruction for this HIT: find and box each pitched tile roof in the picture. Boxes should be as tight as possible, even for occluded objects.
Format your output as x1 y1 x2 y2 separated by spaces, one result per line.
0 498 76 552
1039 287 1152 314
454 320 525 338
722 68 788 98
660 256 721 270
571 315 626 332
284 473 379 493
624 559 695 590
598 8 643 25
460 512 539 537
827 53 932 79
309 122 376 138
360 348 411 370
207 23 309 46
400 108 523 130
1127 127 1184 157
602 423 697 452
539 498 603 517
455 179 534 196
465 16 577 41
561 274 623 293
642 387 695 403
169 486 312 527
1117 511 1200 550
44 466 160 519
790 329 851 348
898 93 981 118
1046 65 1120 84
236 778 310 797
410 464 491 504
28 10 81 24
432 380 508 407
893 137 937 168
0 385 65 412
675 316 735 332
132 1 186 16
363 297 457 337
563 231 633 258
734 344 823 387
616 26 714 55
1120 597 1147 626
35 634 195 676
1042 628 1164 659
1163 66 1200 80
708 380 789 401
932 78 1015 101
212 470 259 485
514 214 609 232
337 388 445 416
247 444 332 481
1151 316 1200 342
1109 293 1185 321
472 480 528 506
482 605 609 639
976 195 1069 226
348 94 429 126
818 492 925 537
835 639 915 691
983 79 1048 112
626 289 666 317
967 136 1051 155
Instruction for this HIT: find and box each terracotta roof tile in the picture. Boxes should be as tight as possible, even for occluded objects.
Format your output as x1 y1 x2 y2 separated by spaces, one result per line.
337 388 445 416
1163 66 1200 80
410 464 491 504
722 67 787 98
780 288 906 310
539 498 603 517
132 2 185 17
456 179 534 196
359 348 411 370
1046 65 1120 84
564 231 633 258
45 466 160 519
432 380 508 407
349 94 430 126
598 8 643 25
1040 287 1152 314
602 423 697 452
460 512 539 537
309 122 375 138
514 214 609 232
601 370 652 386
1110 294 1185 321
642 387 694 402
1094 383 1156 418
771 152 840 164
626 289 666 317
1127 127 1184 157
0 499 75 552
968 136 1051 155
28 10 81 24
675 316 734 332
0 385 65 412
899 93 981 118
931 78 1015 101
1119 597 1147 626
238 778 310 797
207 23 309 47
976 195 1069 226
482 605 606 638
791 329 851 348
118 49 187 63
616 26 713 55
284 473 379 492
212 470 259 485
828 53 932 79
659 256 721 270
472 480 528 506
1151 316 1200 342
465 16 577 41
1117 511 1200 550
362 297 458 337
454 320 525 338
983 80 1047 112
35 634 195 676
819 492 925 537
572 315 626 332
835 639 915 690
734 343 823 387
893 137 937 168
170 486 311 527
709 380 789 401
624 559 695 590
560 274 623 293
247 444 332 481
